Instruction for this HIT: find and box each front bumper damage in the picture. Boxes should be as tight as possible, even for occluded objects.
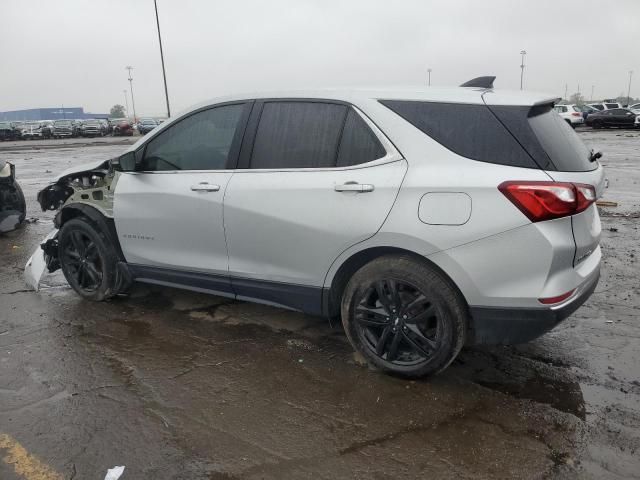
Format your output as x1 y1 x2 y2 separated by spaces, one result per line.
24 229 59 291
25 158 119 290
0 162 27 233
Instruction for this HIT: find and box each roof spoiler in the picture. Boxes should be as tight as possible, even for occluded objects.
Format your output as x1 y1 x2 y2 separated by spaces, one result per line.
459 76 496 89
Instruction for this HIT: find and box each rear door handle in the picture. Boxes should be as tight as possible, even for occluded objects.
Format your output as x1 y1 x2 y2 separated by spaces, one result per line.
334 182 375 193
190 182 220 192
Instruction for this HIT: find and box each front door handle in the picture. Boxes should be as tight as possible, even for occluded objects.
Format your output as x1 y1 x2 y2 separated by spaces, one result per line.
190 182 220 192
335 182 375 193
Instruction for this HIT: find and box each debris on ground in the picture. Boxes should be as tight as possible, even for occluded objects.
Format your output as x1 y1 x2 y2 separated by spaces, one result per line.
596 200 618 207
104 466 125 480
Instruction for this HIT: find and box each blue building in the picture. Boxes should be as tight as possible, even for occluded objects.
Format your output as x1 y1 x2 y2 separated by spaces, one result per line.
0 107 109 121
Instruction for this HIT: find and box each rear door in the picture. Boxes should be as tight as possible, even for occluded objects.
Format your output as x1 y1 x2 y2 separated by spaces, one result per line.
223 100 406 310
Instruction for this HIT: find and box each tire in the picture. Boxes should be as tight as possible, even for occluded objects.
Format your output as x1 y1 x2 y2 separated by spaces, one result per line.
341 254 467 378
58 217 120 301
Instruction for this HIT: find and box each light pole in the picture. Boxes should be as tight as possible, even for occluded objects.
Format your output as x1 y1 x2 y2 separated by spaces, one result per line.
126 66 137 122
519 50 526 90
564 84 568 101
591 85 595 102
123 89 130 118
154 0 171 118
627 71 633 107
427 68 432 87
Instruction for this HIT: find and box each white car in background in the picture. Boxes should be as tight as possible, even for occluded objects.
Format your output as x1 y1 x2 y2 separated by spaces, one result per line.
629 103 640 114
553 104 584 127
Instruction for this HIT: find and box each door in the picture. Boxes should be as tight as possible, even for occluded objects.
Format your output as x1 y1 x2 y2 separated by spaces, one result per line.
224 101 407 311
114 102 250 282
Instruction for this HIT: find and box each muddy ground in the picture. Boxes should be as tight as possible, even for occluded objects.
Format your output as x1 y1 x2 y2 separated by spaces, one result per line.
0 131 638 479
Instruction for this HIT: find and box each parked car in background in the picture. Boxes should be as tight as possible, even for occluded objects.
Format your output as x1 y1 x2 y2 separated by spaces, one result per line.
40 121 54 139
20 121 49 139
629 103 640 114
0 160 26 233
53 119 76 138
137 118 158 135
80 119 106 137
586 108 638 128
577 104 599 121
111 118 134 136
588 102 623 111
0 122 22 141
553 104 584 127
33 84 604 377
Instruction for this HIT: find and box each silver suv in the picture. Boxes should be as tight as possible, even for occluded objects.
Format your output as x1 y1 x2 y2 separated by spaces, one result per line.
30 79 604 377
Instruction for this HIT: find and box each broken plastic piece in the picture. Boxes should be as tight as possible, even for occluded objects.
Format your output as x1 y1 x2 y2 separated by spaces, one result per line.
24 229 58 291
104 466 125 480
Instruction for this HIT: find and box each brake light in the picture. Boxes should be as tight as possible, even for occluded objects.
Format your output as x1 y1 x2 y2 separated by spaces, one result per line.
498 181 596 222
571 112 582 117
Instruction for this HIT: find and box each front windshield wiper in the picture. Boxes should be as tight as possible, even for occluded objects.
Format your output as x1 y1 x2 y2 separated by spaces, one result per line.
589 149 603 163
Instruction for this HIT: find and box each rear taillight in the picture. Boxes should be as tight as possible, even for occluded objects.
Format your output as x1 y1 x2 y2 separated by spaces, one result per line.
498 181 596 222
571 112 582 117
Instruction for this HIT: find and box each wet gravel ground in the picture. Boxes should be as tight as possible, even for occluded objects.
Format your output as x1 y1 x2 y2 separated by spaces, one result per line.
0 131 638 479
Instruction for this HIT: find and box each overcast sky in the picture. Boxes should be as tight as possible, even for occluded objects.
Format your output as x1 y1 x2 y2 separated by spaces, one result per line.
1 0 638 116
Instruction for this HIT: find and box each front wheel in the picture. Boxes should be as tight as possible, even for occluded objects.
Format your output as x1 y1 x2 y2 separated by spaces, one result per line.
58 218 121 301
341 255 467 378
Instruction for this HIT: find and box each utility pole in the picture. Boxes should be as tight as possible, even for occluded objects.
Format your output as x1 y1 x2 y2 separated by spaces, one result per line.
123 89 130 118
591 85 594 102
427 68 432 87
519 50 527 90
154 0 171 118
627 71 633 107
564 84 568 101
126 66 137 122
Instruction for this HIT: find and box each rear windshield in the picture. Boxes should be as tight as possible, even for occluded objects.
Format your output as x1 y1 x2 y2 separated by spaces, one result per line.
381 100 595 172
605 103 619 109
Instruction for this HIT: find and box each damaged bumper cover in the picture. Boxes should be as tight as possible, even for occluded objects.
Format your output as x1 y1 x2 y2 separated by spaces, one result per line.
24 229 60 291
0 161 27 233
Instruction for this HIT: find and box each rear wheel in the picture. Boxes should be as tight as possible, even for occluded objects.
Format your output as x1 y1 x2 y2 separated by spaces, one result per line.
58 217 120 301
341 255 467 378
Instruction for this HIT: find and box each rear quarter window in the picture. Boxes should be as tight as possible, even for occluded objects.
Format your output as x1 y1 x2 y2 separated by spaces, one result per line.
380 100 540 169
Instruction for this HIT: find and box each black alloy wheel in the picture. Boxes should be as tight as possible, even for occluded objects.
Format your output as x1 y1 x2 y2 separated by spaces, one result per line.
61 229 103 292
354 279 440 366
58 217 122 301
341 255 467 378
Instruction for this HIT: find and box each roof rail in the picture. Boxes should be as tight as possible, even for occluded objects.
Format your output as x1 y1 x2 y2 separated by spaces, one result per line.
459 76 496 89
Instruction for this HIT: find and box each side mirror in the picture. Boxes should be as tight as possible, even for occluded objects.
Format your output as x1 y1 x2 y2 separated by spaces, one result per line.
113 152 137 172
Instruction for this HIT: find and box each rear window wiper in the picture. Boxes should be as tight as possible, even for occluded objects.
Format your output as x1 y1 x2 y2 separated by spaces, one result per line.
589 149 602 162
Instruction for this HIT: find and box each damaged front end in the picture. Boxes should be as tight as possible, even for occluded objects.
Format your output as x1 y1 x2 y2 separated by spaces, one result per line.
25 159 119 290
0 161 27 233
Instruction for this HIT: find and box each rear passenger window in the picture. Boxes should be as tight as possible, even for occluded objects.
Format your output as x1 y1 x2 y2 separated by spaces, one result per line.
336 110 386 167
250 102 347 169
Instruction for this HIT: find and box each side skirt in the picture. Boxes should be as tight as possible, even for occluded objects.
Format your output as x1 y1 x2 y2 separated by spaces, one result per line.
126 264 325 316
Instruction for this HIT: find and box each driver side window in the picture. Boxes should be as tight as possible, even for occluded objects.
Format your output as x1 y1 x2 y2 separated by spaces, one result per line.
140 103 246 171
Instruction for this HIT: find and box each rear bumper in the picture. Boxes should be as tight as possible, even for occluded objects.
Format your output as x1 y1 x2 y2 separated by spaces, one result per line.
467 269 599 345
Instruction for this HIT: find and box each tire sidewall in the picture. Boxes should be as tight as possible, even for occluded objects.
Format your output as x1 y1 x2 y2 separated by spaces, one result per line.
341 255 466 378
